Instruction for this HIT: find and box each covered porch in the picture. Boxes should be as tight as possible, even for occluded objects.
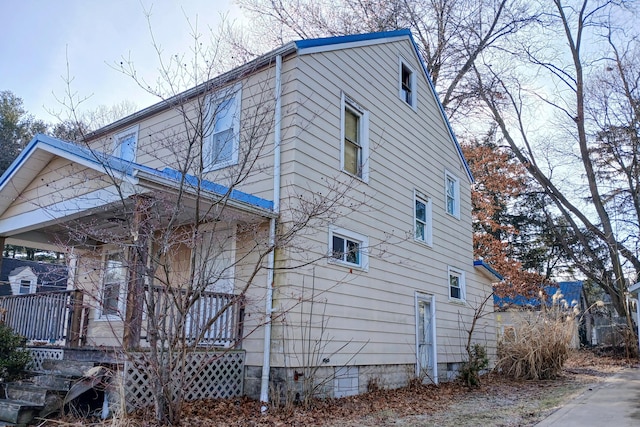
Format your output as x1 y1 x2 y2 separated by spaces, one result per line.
0 134 275 351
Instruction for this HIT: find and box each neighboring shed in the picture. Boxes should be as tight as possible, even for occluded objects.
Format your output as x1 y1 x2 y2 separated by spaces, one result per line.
0 257 68 296
494 281 583 310
494 281 584 349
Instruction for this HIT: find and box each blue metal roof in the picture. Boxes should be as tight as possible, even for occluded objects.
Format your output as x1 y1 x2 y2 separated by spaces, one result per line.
294 29 412 50
494 281 584 308
0 134 273 212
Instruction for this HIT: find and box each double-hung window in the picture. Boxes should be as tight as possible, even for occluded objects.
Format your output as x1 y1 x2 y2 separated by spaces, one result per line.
329 227 369 270
113 125 139 162
99 252 126 319
341 94 369 181
204 85 241 170
445 171 460 218
399 58 417 108
414 191 432 246
19 280 33 294
448 267 465 301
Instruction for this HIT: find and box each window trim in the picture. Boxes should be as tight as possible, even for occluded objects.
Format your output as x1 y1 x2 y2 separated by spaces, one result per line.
19 279 35 295
399 57 417 109
328 226 369 271
448 266 466 302
444 171 460 219
414 190 433 247
113 125 139 162
204 83 242 171
340 93 369 182
96 250 128 321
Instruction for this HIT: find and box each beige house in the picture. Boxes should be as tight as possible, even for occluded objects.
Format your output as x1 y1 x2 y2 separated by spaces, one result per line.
0 30 500 405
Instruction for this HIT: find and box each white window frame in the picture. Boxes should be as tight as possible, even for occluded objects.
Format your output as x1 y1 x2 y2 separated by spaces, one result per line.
96 250 128 321
328 226 369 271
340 93 369 182
19 279 35 294
445 171 460 219
414 190 433 246
399 57 417 109
204 83 242 171
113 125 139 162
448 266 466 302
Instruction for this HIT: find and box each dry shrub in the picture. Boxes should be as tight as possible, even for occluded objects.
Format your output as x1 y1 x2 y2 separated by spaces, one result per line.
496 293 578 380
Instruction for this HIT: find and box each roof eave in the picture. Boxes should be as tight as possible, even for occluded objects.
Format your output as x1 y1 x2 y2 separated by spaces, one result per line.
84 42 298 141
135 170 276 219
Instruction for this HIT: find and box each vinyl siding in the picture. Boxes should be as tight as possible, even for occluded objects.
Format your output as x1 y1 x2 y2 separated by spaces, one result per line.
266 39 493 368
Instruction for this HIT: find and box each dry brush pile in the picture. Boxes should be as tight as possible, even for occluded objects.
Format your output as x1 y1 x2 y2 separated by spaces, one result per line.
495 291 579 380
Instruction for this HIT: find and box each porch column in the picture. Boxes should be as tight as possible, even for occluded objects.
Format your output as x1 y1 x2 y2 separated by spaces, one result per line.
123 196 152 350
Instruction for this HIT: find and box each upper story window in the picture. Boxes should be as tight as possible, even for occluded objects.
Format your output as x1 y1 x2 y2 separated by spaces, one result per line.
445 171 460 219
329 226 369 270
399 58 417 109
448 266 465 302
113 125 139 162
204 84 242 171
414 190 432 246
341 93 369 182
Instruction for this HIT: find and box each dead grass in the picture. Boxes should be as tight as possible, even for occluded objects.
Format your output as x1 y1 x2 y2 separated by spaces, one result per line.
41 349 635 427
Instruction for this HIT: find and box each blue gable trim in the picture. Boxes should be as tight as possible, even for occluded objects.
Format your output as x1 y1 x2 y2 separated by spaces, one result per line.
405 34 474 183
0 134 273 213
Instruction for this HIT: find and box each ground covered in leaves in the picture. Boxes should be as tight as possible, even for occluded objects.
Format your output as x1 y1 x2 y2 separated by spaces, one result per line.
54 349 635 426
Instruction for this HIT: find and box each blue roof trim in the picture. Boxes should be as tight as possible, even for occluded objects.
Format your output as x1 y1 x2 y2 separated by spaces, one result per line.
294 29 412 50
406 34 474 183
0 134 136 188
474 259 503 280
156 168 274 210
494 281 583 308
0 134 273 212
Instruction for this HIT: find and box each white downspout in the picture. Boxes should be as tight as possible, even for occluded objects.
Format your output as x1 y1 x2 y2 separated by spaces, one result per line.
260 54 282 412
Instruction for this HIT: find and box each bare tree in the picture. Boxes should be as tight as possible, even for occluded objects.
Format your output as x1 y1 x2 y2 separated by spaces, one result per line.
47 19 363 424
473 0 640 321
232 0 540 121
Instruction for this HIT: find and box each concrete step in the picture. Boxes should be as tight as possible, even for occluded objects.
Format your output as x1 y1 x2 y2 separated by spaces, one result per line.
4 384 48 405
3 384 64 418
29 374 74 392
0 399 41 425
41 359 95 377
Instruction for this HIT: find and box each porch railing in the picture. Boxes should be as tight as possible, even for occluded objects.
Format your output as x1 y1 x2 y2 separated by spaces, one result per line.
0 290 85 346
144 286 245 348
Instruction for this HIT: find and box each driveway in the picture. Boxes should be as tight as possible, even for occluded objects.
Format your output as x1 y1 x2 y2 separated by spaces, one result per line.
536 367 640 427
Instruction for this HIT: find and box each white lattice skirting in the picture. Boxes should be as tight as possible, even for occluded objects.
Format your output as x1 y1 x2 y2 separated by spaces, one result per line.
27 348 64 372
123 350 245 410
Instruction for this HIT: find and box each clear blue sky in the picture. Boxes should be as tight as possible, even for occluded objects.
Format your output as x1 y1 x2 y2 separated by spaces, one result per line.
0 0 239 122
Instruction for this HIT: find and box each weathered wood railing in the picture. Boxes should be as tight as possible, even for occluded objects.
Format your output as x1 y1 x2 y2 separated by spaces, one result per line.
0 290 85 346
144 286 245 348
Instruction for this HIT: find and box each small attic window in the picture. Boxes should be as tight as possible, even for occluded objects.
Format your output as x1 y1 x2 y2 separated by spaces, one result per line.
113 125 139 162
20 280 33 294
399 58 417 109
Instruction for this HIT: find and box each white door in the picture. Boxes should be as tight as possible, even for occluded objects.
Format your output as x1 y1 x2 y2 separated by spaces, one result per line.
416 294 437 383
